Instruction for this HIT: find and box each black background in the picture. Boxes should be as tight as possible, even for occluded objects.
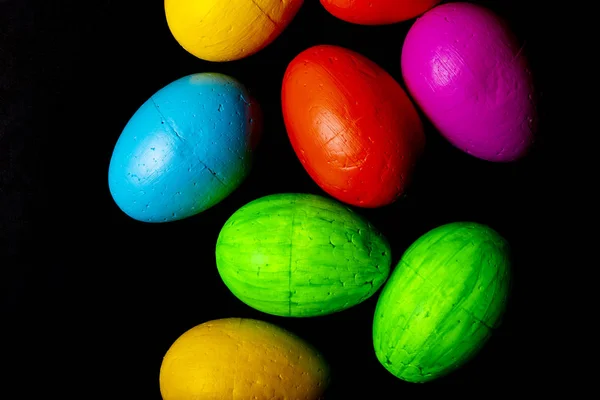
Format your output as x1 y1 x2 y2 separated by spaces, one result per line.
2 0 558 398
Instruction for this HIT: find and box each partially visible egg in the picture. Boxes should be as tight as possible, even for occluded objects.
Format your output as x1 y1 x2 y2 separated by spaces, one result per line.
164 0 305 62
108 73 261 223
401 2 538 162
282 45 426 208
320 0 441 25
159 318 330 400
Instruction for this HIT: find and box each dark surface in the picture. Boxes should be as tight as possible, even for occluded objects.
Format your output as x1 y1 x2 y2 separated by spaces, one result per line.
2 0 558 397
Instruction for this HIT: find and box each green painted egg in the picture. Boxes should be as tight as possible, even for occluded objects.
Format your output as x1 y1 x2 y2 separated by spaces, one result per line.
215 193 391 317
373 221 511 383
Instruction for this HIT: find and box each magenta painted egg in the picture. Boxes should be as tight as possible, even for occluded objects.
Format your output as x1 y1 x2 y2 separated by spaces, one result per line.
401 2 538 162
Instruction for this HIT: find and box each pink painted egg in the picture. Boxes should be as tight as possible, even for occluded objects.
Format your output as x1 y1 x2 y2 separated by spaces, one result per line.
401 2 538 162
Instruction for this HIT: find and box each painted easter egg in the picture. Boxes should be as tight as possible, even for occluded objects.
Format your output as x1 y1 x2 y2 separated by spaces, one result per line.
320 0 441 25
282 45 425 208
401 2 538 162
373 222 511 383
159 318 330 399
108 73 261 223
215 193 391 317
164 0 304 62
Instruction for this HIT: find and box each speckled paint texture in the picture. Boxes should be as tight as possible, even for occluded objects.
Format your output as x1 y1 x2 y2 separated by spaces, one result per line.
165 0 304 62
160 318 330 399
373 222 511 383
108 73 261 223
401 2 538 162
320 0 441 25
282 45 426 208
216 193 391 317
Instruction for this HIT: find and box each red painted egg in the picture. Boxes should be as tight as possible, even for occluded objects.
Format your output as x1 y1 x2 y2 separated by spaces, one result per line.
320 0 442 25
282 45 426 208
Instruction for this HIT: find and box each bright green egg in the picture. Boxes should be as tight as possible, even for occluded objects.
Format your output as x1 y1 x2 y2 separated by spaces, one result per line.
373 222 511 383
215 193 391 317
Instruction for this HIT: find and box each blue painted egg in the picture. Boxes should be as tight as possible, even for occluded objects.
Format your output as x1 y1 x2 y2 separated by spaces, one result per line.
108 73 261 222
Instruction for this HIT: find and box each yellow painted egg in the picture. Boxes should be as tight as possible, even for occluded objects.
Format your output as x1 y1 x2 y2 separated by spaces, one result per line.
164 0 305 62
159 318 330 399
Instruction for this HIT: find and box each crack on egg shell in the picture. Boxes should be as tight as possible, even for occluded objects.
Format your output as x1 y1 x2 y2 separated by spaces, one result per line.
249 0 280 27
288 198 297 317
151 96 228 187
151 97 184 142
